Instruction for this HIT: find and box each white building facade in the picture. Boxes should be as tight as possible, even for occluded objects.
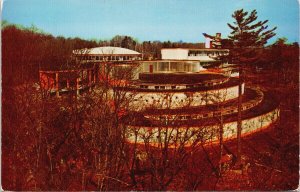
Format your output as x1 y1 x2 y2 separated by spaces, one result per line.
161 48 229 67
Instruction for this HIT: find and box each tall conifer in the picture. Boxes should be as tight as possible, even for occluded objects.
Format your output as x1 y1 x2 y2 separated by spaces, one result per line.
227 9 276 163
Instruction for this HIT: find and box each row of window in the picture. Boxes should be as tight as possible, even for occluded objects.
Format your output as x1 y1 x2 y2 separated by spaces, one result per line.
188 51 228 54
138 81 226 90
144 98 262 121
79 55 141 61
147 106 247 121
188 51 228 57
141 90 263 121
140 85 179 90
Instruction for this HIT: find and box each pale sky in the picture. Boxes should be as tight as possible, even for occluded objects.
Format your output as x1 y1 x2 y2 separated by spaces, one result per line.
2 0 299 43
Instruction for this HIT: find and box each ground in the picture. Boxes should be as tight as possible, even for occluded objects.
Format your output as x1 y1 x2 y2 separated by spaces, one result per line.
2 67 299 190
190 68 299 190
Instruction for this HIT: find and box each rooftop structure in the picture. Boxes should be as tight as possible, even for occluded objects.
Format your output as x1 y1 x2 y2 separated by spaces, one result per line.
73 46 142 62
203 32 222 49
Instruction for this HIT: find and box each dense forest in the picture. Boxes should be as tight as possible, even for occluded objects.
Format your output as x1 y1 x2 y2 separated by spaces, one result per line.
2 21 206 87
2 20 299 190
2 21 298 87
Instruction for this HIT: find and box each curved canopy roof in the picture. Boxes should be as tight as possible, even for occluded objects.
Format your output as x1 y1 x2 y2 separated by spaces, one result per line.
73 46 141 55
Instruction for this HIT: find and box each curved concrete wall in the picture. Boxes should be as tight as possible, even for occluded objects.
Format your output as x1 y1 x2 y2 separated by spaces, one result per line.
125 108 279 147
144 88 264 121
128 83 245 110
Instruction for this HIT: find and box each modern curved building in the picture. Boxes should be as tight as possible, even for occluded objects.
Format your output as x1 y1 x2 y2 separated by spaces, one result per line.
39 46 280 147
120 70 279 147
73 46 142 62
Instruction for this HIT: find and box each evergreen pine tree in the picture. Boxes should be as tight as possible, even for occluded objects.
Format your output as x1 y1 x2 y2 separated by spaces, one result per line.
227 9 276 163
228 9 277 64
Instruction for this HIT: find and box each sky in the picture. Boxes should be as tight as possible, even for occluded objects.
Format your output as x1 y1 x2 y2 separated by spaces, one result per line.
2 0 299 43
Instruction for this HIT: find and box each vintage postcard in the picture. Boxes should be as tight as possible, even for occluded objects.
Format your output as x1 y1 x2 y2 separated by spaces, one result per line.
1 0 299 190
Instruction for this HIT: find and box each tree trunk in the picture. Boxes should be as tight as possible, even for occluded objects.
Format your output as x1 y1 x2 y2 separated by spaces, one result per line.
219 111 224 176
237 66 243 163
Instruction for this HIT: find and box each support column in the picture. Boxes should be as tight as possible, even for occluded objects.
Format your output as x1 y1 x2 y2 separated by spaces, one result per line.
67 79 70 89
39 72 42 88
55 72 59 97
88 69 92 91
219 109 224 176
102 64 106 81
76 78 80 96
236 67 243 164
47 75 50 91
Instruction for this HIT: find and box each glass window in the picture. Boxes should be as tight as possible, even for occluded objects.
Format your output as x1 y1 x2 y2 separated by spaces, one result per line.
158 62 169 71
